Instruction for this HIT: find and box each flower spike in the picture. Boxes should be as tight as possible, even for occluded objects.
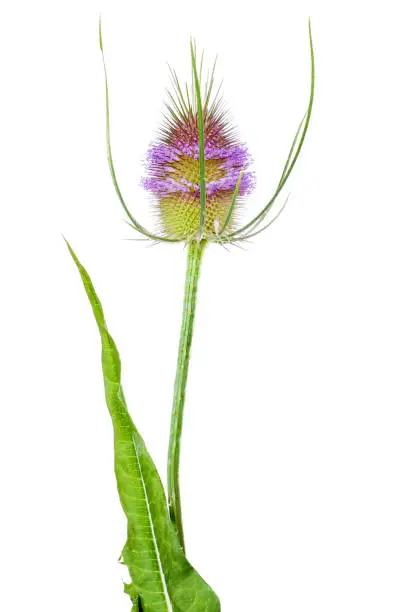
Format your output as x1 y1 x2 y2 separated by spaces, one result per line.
142 43 255 242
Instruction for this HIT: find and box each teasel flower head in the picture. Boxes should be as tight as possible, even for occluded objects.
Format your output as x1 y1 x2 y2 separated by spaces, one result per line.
100 21 315 246
141 56 255 241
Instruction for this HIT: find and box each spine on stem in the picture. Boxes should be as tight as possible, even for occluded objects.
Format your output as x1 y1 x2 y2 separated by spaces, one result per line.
168 239 206 551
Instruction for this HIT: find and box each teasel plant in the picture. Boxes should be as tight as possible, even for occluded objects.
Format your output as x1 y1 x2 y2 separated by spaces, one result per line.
66 18 315 612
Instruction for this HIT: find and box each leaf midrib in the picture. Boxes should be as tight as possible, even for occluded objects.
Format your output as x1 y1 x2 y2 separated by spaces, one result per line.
133 435 174 612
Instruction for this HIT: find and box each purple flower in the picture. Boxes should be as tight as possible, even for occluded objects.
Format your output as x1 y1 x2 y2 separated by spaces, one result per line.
141 75 255 240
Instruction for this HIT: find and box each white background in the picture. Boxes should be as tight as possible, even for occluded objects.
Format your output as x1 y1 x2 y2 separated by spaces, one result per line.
1 1 408 610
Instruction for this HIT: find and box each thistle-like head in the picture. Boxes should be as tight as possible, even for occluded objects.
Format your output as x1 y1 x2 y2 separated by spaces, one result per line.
100 23 314 246
141 49 255 242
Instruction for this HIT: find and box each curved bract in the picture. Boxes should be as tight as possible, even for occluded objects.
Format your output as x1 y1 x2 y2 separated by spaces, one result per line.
229 21 315 241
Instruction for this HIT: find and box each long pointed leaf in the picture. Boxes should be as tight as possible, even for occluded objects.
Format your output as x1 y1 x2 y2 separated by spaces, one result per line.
66 240 220 612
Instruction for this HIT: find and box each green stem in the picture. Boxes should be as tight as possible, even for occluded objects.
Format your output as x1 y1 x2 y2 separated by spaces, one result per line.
168 239 206 551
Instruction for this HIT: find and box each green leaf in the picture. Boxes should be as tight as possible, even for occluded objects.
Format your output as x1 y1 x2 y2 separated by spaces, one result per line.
66 240 220 612
124 582 142 611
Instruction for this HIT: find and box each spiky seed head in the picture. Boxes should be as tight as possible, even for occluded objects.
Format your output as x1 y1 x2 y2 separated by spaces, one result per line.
141 51 255 242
